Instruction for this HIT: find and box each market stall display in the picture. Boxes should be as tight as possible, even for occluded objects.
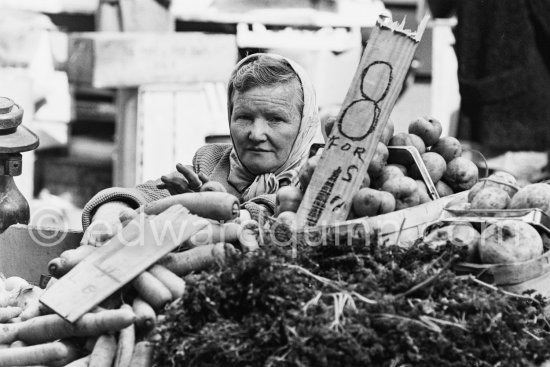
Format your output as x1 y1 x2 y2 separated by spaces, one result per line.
2 7 550 367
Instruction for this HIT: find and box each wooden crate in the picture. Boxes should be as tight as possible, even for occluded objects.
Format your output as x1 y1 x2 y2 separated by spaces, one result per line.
0 225 81 285
115 83 229 187
315 191 469 247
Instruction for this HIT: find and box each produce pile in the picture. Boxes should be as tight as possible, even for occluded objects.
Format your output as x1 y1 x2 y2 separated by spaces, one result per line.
153 231 550 367
313 116 479 218
0 191 259 367
425 174 550 266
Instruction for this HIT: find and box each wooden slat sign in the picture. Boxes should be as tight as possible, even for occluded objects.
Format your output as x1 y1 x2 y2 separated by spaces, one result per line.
40 206 207 322
297 16 429 227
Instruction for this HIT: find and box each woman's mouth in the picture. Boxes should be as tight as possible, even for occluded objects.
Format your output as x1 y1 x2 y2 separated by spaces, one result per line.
248 147 271 152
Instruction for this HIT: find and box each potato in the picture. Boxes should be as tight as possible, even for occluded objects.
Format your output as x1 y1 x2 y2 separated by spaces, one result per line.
436 180 454 197
381 176 420 210
409 152 447 183
298 155 320 190
352 187 396 217
415 180 431 204
430 136 462 163
361 173 371 189
470 187 510 210
367 142 389 178
442 157 478 191
388 133 426 165
508 183 550 215
408 116 443 147
380 119 395 145
479 220 543 264
423 223 480 262
372 164 406 189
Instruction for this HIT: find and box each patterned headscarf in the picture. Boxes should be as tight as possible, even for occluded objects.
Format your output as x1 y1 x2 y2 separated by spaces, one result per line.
227 53 320 202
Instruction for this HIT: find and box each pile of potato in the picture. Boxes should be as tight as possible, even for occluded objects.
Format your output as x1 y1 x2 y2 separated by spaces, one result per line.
424 174 550 265
300 116 480 219
0 191 260 367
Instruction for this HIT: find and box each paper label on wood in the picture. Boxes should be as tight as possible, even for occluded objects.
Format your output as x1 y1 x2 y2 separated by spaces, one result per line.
297 16 428 227
40 209 206 322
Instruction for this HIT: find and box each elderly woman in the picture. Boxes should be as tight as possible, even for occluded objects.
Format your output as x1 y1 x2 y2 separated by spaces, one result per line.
81 53 320 246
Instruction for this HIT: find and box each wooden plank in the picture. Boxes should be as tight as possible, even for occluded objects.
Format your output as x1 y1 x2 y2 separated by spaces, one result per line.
0 224 82 284
68 32 237 88
114 88 138 187
297 16 429 227
119 0 174 32
40 207 207 322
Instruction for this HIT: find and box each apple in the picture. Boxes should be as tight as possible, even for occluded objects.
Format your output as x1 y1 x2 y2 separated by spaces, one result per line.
381 176 420 210
442 157 479 191
352 187 396 217
408 116 443 147
367 142 389 178
430 136 463 163
409 152 447 183
470 187 511 210
479 220 543 264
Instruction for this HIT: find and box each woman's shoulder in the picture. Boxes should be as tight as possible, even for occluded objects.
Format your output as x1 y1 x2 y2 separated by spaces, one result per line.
194 143 232 157
193 143 232 175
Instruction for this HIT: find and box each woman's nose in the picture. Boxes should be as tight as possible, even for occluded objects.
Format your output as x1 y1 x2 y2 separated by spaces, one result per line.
248 119 268 142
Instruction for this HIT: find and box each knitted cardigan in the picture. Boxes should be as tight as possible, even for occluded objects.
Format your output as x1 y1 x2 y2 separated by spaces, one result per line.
81 144 275 229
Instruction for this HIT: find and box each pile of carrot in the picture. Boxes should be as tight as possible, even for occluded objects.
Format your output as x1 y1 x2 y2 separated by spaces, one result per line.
0 191 261 366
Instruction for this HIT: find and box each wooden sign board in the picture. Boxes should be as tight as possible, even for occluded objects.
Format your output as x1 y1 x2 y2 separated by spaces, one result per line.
297 16 429 227
68 32 237 88
40 207 207 322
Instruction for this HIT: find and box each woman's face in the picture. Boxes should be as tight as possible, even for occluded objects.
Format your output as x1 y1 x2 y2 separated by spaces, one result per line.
230 81 302 175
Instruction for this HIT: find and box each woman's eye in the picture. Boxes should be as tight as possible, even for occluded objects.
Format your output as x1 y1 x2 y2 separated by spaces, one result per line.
235 115 251 122
268 116 285 123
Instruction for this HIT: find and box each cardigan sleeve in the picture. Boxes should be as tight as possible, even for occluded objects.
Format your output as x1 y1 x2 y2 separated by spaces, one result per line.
81 144 234 229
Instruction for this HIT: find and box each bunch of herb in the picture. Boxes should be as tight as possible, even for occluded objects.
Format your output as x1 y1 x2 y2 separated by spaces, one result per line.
153 232 550 367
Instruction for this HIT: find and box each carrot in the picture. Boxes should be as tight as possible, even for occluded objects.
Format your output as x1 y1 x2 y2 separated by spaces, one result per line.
64 355 91 367
0 340 81 367
89 334 117 367
199 181 227 193
129 341 154 367
113 305 135 367
0 306 22 322
158 243 238 276
119 209 138 227
141 192 240 221
186 222 243 247
132 271 173 310
9 341 26 348
238 220 260 253
132 297 156 333
148 265 186 299
48 245 97 277
0 308 135 345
